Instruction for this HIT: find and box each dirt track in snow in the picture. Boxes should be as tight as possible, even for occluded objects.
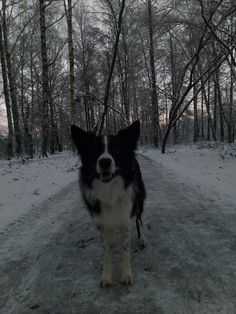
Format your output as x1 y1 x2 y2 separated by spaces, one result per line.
0 155 236 314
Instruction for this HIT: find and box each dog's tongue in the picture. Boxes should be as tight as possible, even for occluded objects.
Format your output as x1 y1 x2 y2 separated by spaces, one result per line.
100 172 113 182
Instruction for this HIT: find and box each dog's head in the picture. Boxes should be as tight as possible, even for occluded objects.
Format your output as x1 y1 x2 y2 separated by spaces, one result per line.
71 121 140 183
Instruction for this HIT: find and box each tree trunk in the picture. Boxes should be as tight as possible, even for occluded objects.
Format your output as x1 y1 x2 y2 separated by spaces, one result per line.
117 48 129 124
84 95 90 131
97 0 126 135
211 44 222 141
2 0 22 157
169 34 178 145
228 62 234 143
39 0 49 157
228 8 234 143
0 23 13 159
207 81 211 141
201 90 204 140
133 79 139 121
213 84 217 139
49 94 56 155
30 34 35 141
162 123 172 153
147 0 159 147
64 0 76 124
214 71 224 141
202 80 216 141
193 73 199 142
20 58 32 157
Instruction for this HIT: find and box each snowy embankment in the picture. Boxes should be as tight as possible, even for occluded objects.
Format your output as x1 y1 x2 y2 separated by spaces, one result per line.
141 143 236 207
0 152 78 230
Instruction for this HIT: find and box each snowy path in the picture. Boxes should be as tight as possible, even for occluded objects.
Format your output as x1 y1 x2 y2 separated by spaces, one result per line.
0 155 236 313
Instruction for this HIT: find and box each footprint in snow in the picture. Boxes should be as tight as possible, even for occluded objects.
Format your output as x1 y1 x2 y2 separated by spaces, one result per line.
33 189 40 196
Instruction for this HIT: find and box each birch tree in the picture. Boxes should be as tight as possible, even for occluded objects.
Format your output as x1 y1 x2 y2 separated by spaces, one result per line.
39 0 50 157
1 0 23 156
0 23 13 159
64 0 76 125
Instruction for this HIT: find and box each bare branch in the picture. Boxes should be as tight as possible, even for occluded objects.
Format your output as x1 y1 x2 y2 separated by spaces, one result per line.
47 40 67 68
97 0 126 135
198 0 236 66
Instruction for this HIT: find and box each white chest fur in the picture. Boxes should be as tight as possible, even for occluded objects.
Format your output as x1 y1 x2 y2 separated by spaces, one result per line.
84 176 134 227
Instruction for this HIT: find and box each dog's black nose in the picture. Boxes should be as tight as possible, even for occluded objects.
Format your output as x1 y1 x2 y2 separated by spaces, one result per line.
98 158 112 170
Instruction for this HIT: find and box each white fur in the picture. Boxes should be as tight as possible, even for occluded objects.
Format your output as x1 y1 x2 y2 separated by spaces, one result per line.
84 176 134 227
96 136 116 175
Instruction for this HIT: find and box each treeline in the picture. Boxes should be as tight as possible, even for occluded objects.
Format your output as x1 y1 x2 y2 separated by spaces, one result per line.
0 0 235 159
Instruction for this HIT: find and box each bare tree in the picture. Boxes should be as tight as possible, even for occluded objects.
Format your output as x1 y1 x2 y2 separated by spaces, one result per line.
97 0 126 135
1 0 23 157
146 0 160 147
0 0 235 159
0 23 13 159
39 0 50 157
64 0 76 124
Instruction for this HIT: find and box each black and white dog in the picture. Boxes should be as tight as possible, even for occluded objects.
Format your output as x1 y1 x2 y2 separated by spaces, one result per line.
71 120 146 286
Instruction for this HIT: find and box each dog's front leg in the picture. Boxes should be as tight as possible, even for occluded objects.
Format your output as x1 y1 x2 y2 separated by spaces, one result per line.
120 224 133 285
99 226 113 287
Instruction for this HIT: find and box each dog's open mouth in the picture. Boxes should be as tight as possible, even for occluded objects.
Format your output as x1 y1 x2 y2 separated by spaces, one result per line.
99 171 113 183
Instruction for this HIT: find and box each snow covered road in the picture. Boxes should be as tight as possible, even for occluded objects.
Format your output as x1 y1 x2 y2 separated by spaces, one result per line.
0 155 236 313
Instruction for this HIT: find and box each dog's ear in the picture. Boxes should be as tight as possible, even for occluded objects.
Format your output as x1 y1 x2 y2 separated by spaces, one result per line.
71 125 91 153
118 120 140 150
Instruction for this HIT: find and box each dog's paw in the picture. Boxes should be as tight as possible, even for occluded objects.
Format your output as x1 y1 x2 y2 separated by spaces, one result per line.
138 237 147 248
100 272 113 287
121 269 133 285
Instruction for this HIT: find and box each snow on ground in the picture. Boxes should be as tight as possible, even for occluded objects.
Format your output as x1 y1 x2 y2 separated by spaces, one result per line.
141 143 236 207
1 144 235 233
0 152 78 230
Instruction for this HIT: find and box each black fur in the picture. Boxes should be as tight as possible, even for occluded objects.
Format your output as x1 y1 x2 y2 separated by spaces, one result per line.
71 121 146 223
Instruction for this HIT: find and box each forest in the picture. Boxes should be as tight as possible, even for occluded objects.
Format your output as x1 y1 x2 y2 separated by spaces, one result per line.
0 0 235 159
